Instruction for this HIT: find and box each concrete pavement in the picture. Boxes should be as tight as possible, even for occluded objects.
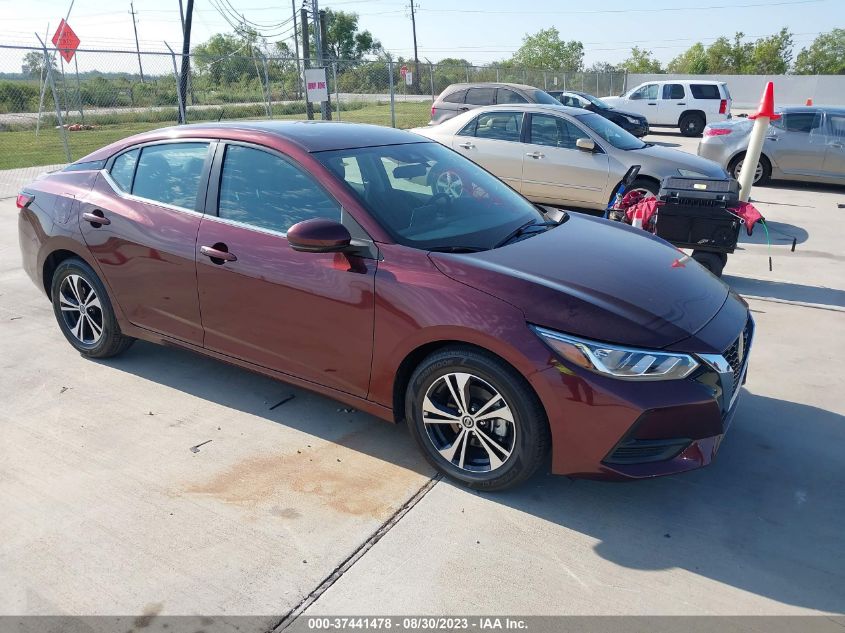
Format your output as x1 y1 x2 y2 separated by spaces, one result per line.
0 133 843 622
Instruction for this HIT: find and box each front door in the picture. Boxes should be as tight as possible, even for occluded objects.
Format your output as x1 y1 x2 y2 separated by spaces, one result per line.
452 110 526 190
520 113 610 207
624 83 659 119
195 143 376 397
79 141 211 345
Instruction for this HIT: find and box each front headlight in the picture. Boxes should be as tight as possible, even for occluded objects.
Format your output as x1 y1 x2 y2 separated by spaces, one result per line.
677 169 709 177
532 326 699 380
625 116 641 125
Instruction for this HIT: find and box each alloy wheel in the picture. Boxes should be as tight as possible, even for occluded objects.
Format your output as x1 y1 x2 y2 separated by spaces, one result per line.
59 274 104 345
421 372 517 472
434 170 464 199
733 159 763 184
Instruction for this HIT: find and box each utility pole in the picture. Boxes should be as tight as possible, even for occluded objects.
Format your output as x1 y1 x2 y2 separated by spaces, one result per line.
409 0 420 93
319 9 332 120
291 0 301 98
310 0 329 119
129 1 145 82
178 0 194 124
300 7 313 120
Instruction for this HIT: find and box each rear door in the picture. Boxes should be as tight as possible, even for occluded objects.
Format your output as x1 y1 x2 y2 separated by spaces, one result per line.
821 112 845 181
79 140 212 345
658 83 687 125
194 142 376 397
769 111 826 175
451 110 526 190
520 113 610 207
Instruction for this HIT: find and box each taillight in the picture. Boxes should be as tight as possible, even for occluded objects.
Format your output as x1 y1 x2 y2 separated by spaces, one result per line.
431 105 435 118
16 193 33 209
704 128 731 137
719 99 727 114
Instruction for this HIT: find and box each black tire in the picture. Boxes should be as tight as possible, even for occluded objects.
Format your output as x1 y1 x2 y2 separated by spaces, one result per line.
405 346 550 491
679 112 706 137
629 177 659 198
692 251 727 277
50 257 134 358
728 152 771 186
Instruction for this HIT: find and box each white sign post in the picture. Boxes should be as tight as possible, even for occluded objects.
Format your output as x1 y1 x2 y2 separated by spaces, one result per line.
304 68 329 104
405 71 413 87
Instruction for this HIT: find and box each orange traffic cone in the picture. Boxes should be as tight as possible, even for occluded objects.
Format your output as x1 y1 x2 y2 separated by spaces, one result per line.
806 98 813 106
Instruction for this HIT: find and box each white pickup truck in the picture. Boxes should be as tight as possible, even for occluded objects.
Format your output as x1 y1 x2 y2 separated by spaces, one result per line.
603 80 732 137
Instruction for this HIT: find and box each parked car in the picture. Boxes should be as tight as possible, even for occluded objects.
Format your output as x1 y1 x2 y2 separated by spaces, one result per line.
547 90 649 137
413 103 726 210
698 106 845 186
429 82 561 124
603 80 732 137
18 121 752 491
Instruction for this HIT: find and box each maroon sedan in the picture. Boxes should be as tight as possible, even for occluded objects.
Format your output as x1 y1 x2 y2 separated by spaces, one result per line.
17 121 752 490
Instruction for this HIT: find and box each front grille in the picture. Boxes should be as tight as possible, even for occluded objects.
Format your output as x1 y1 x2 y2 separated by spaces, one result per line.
722 317 754 396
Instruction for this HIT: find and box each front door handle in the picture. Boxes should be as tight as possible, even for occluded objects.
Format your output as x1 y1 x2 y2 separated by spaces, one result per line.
200 244 237 263
647 102 657 105
457 141 475 150
82 210 110 226
677 102 686 105
458 106 470 111
526 151 545 159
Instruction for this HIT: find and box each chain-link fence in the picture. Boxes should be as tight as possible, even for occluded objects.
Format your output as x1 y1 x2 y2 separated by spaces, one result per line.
0 43 627 186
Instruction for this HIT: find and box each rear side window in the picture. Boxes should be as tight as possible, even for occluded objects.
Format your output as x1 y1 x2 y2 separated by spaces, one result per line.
783 112 823 134
663 84 685 99
218 145 341 233
442 89 467 104
690 84 721 99
473 112 523 142
497 89 528 104
465 87 496 106
132 143 208 209
110 149 139 192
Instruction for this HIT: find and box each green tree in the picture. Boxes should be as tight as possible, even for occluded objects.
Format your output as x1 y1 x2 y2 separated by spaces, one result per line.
668 42 708 73
21 50 58 78
794 28 845 74
749 28 793 74
509 28 583 71
619 47 663 73
321 9 382 62
193 33 255 85
705 34 753 73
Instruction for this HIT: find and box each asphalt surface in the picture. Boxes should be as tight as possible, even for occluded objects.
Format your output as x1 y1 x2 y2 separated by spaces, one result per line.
1 131 843 623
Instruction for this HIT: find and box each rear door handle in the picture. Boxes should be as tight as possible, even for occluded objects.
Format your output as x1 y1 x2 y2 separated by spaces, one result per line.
526 151 545 159
457 141 475 149
458 106 470 111
81 210 110 226
200 245 237 263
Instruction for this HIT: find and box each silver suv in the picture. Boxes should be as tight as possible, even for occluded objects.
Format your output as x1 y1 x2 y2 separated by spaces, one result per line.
430 82 560 125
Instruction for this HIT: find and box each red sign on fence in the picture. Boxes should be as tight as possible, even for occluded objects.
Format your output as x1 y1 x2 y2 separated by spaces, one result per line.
400 65 408 78
51 19 80 63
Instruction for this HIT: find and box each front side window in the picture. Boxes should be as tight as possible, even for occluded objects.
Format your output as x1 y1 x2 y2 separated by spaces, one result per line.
316 142 544 251
663 84 685 100
828 114 845 140
497 89 528 104
465 87 496 106
132 143 209 209
529 114 583 150
575 112 645 151
631 84 658 100
474 112 523 142
218 145 341 233
110 149 139 192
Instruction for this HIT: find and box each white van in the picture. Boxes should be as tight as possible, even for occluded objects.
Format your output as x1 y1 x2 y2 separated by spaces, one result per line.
603 80 732 137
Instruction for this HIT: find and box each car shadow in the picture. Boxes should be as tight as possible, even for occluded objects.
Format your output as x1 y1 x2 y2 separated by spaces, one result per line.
738 219 808 246
724 274 845 308
487 391 845 613
756 180 845 197
99 343 844 613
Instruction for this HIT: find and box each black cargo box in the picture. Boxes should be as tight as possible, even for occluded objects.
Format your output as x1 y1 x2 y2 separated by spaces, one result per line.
658 176 740 208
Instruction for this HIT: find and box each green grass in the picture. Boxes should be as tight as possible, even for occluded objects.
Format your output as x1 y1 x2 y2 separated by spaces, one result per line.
0 101 432 170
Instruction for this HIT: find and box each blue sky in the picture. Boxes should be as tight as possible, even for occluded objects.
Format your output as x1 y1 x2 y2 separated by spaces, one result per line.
0 0 840 67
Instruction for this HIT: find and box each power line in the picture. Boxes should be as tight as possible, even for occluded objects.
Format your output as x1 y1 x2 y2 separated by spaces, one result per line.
417 0 825 14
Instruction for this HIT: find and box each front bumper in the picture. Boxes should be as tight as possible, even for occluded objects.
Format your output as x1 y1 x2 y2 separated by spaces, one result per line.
529 316 753 479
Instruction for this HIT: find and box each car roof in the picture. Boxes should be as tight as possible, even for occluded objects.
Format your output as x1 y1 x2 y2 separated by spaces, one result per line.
440 82 540 93
779 105 845 115
449 103 589 116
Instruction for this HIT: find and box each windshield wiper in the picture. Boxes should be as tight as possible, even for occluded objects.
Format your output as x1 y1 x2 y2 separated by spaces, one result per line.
427 245 486 253
493 220 559 249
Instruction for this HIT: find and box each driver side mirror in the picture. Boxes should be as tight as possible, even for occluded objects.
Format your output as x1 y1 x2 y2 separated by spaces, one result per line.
576 138 596 152
287 218 351 253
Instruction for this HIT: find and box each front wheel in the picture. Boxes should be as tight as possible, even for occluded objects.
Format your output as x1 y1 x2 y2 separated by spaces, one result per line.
406 347 549 491
51 258 134 358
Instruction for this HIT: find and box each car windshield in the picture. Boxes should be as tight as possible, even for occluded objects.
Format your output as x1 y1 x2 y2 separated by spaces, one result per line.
532 90 563 105
316 142 545 251
575 112 646 150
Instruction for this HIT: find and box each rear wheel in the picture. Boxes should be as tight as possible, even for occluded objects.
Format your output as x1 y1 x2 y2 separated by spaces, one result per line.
406 347 549 491
729 153 771 186
51 258 134 358
692 251 727 277
679 113 706 137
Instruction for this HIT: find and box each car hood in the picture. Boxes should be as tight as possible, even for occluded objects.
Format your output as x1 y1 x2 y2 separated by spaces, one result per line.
429 213 731 350
629 144 728 177
604 107 645 120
